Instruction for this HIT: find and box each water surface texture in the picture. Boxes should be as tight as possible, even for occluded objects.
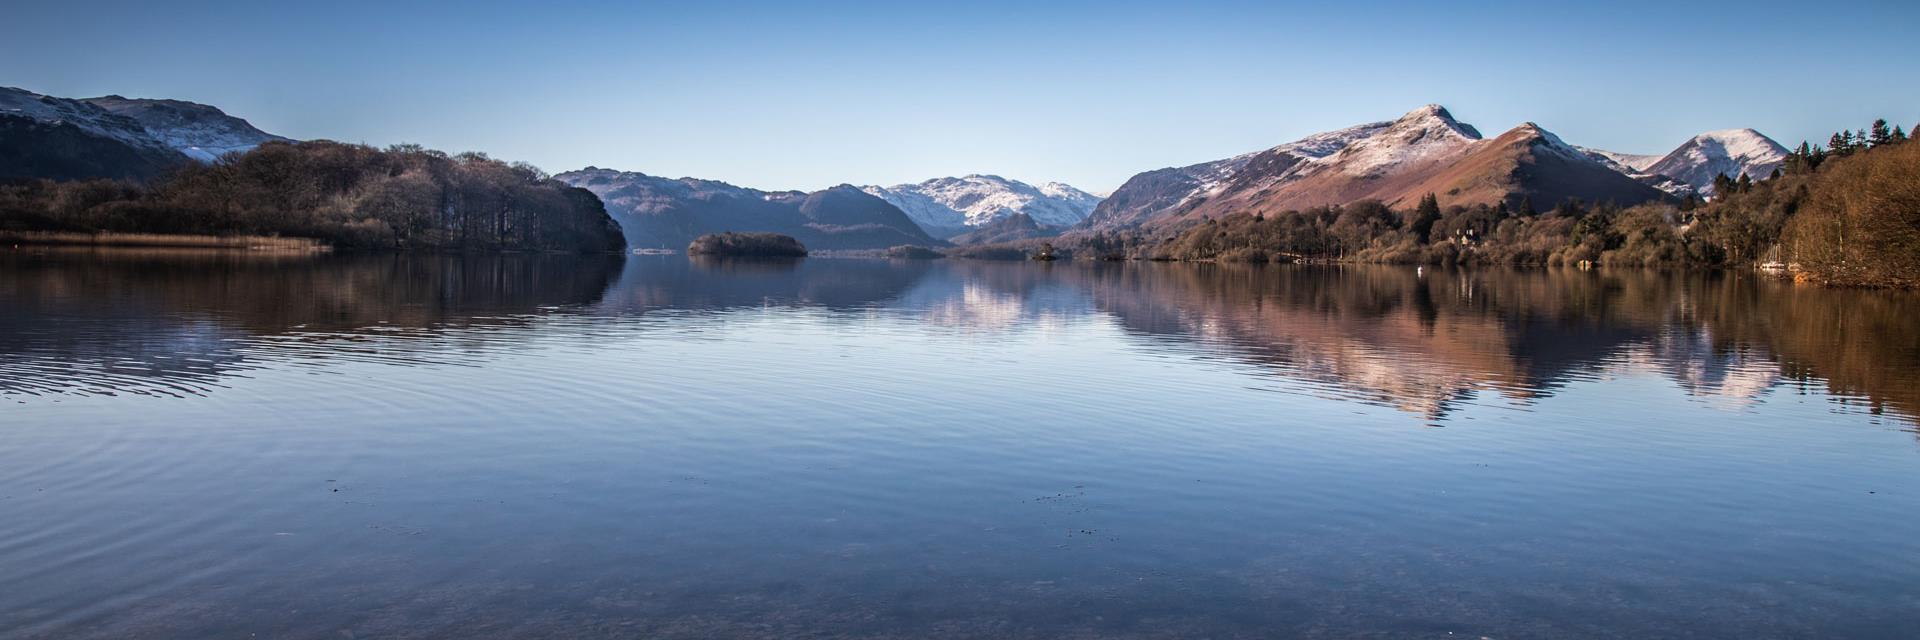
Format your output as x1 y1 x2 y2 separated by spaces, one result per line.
4 251 1919 638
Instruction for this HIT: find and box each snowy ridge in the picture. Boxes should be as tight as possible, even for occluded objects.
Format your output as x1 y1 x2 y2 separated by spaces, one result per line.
0 87 175 153
1577 146 1661 172
83 95 289 162
1 87 289 164
1180 106 1481 209
862 174 1101 234
1167 120 1395 209
1082 107 1478 228
1271 121 1397 159
1516 123 1587 160
559 166 766 208
1305 105 1482 178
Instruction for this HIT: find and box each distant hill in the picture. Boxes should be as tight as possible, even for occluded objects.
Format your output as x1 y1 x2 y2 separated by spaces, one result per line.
556 167 944 250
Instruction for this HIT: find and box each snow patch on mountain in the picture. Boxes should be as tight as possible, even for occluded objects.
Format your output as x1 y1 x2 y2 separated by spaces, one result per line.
862 174 1100 234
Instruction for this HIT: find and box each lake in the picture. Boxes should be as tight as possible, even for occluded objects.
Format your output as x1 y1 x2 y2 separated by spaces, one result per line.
4 250 1919 638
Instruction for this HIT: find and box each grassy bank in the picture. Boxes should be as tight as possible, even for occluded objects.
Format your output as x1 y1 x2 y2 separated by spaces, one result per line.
2 231 328 251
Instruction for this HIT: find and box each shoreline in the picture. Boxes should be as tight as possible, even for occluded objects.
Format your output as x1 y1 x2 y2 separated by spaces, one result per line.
2 231 330 251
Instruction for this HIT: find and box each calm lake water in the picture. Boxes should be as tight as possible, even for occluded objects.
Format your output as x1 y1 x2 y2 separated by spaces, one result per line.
4 250 1920 638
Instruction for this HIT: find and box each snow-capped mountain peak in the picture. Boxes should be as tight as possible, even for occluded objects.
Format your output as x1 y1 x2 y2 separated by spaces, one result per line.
862 174 1102 237
1313 104 1482 177
1642 128 1789 195
1513 122 1587 160
1688 129 1784 169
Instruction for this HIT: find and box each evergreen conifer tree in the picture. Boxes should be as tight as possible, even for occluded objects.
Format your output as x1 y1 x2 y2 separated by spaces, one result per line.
1870 119 1892 147
1410 193 1441 243
1784 142 1813 174
1712 173 1736 195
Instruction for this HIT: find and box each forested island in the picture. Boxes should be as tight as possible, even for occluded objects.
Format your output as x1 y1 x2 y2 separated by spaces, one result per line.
686 231 809 257
0 141 626 253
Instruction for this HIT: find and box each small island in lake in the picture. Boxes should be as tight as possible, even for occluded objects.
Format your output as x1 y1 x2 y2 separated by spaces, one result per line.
686 232 809 257
882 245 943 259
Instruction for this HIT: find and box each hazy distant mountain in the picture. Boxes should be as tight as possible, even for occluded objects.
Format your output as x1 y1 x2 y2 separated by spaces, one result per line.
1083 105 1667 230
1 87 287 181
862 175 1099 238
556 167 945 250
81 95 289 162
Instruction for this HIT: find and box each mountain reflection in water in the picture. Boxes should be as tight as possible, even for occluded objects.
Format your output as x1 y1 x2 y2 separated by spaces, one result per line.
3 251 1912 427
6 250 1920 639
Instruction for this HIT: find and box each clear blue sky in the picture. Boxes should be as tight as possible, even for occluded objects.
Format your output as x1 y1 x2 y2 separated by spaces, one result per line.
5 0 1916 192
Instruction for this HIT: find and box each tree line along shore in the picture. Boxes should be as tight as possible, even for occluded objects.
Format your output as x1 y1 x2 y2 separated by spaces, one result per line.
958 119 1919 289
1 140 626 254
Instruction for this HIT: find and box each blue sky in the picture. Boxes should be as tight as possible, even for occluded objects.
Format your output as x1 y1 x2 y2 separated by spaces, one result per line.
5 0 1917 192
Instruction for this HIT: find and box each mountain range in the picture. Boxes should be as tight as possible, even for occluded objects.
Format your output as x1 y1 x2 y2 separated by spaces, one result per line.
4 87 1797 248
553 168 945 250
861 175 1100 238
0 86 285 181
1081 105 1790 232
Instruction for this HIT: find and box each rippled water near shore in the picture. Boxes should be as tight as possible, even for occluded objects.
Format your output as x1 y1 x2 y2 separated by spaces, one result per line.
4 250 1919 638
